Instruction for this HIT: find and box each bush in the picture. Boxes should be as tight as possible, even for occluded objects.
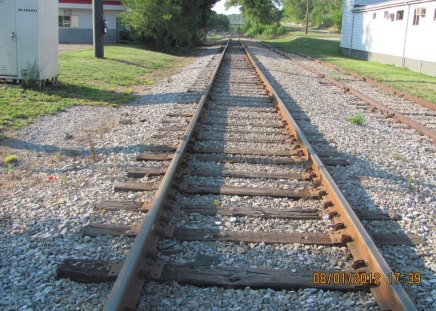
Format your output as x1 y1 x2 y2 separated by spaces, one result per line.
244 21 286 39
257 23 287 39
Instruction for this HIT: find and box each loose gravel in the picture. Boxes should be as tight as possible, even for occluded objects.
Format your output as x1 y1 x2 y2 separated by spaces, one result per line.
0 44 222 311
1 39 433 311
246 41 436 310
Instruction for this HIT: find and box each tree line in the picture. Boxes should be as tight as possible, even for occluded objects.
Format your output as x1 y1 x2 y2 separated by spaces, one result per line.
120 0 225 50
119 0 342 50
282 0 342 30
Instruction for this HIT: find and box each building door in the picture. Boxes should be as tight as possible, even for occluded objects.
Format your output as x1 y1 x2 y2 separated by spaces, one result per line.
0 0 18 76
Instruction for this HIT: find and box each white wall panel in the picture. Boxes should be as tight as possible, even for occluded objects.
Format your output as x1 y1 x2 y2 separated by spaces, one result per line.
342 0 436 63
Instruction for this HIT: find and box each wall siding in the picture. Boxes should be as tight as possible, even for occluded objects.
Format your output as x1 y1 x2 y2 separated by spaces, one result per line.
341 0 436 74
340 0 355 48
59 9 119 43
405 2 436 62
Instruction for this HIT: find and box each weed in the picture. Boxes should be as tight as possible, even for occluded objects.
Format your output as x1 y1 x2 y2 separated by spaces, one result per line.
347 113 365 125
406 175 414 189
212 199 221 207
331 73 342 80
7 164 14 174
20 61 40 88
54 152 62 162
3 155 18 164
392 152 408 163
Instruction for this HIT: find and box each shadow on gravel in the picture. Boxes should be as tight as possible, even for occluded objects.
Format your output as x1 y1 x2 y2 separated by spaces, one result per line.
0 137 150 157
246 43 432 308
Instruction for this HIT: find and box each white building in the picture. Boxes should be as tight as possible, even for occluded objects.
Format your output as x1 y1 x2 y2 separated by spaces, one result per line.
58 0 125 44
340 0 436 76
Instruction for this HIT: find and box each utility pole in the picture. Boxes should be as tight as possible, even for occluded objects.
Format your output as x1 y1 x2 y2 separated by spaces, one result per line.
93 0 104 58
305 0 310 35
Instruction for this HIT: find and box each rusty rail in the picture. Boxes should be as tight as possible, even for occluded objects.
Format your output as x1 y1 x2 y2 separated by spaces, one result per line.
259 42 436 142
103 39 231 311
102 39 417 310
241 40 416 311
277 46 435 111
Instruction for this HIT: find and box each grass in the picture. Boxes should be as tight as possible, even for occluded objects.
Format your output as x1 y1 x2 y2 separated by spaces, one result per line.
264 32 436 104
0 45 191 131
406 175 414 189
392 152 408 163
347 113 365 125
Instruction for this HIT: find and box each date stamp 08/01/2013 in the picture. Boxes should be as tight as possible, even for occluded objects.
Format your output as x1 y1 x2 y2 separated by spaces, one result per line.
312 272 422 286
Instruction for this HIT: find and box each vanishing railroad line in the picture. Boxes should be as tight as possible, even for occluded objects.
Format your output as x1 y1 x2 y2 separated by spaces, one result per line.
257 41 436 142
57 40 421 310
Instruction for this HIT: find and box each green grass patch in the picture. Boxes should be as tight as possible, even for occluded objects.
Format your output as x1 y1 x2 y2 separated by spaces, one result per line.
264 32 436 104
0 45 189 131
2 155 18 164
347 113 365 125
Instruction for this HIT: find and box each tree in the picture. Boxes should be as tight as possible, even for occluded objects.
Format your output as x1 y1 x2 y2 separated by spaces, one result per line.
207 12 230 32
225 0 282 33
311 0 342 29
283 0 312 23
120 0 219 50
283 0 342 30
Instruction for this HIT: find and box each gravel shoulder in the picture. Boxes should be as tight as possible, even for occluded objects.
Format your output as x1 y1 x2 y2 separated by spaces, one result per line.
246 41 435 310
0 44 221 310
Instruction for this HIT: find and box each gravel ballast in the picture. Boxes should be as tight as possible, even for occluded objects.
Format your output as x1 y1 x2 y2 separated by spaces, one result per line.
1 39 434 311
0 44 222 310
246 41 435 310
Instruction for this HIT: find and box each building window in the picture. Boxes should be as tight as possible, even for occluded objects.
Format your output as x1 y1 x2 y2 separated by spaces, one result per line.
58 16 79 28
413 9 420 25
434 8 436 20
373 13 376 19
59 16 71 27
396 10 404 20
419 8 426 17
59 9 79 28
413 8 426 25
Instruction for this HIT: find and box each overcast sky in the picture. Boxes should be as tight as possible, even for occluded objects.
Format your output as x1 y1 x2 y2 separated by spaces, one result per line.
212 0 241 15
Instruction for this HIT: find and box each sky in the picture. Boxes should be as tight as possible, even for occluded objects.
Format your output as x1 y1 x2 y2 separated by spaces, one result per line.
212 0 241 15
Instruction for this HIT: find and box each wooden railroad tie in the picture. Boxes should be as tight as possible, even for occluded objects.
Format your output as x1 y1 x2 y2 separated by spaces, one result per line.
82 223 422 246
58 258 371 292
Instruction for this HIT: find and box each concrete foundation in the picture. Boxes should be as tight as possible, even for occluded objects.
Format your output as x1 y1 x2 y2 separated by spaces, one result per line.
341 48 436 77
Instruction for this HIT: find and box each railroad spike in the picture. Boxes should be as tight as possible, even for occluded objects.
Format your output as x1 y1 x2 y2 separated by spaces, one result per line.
352 259 367 270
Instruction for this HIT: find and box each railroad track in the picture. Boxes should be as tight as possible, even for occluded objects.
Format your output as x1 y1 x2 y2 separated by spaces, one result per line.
256 41 436 142
57 40 421 310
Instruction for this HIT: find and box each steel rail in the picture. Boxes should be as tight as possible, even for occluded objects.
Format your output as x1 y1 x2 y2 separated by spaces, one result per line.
272 45 436 111
103 39 231 311
240 40 417 311
258 42 436 143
